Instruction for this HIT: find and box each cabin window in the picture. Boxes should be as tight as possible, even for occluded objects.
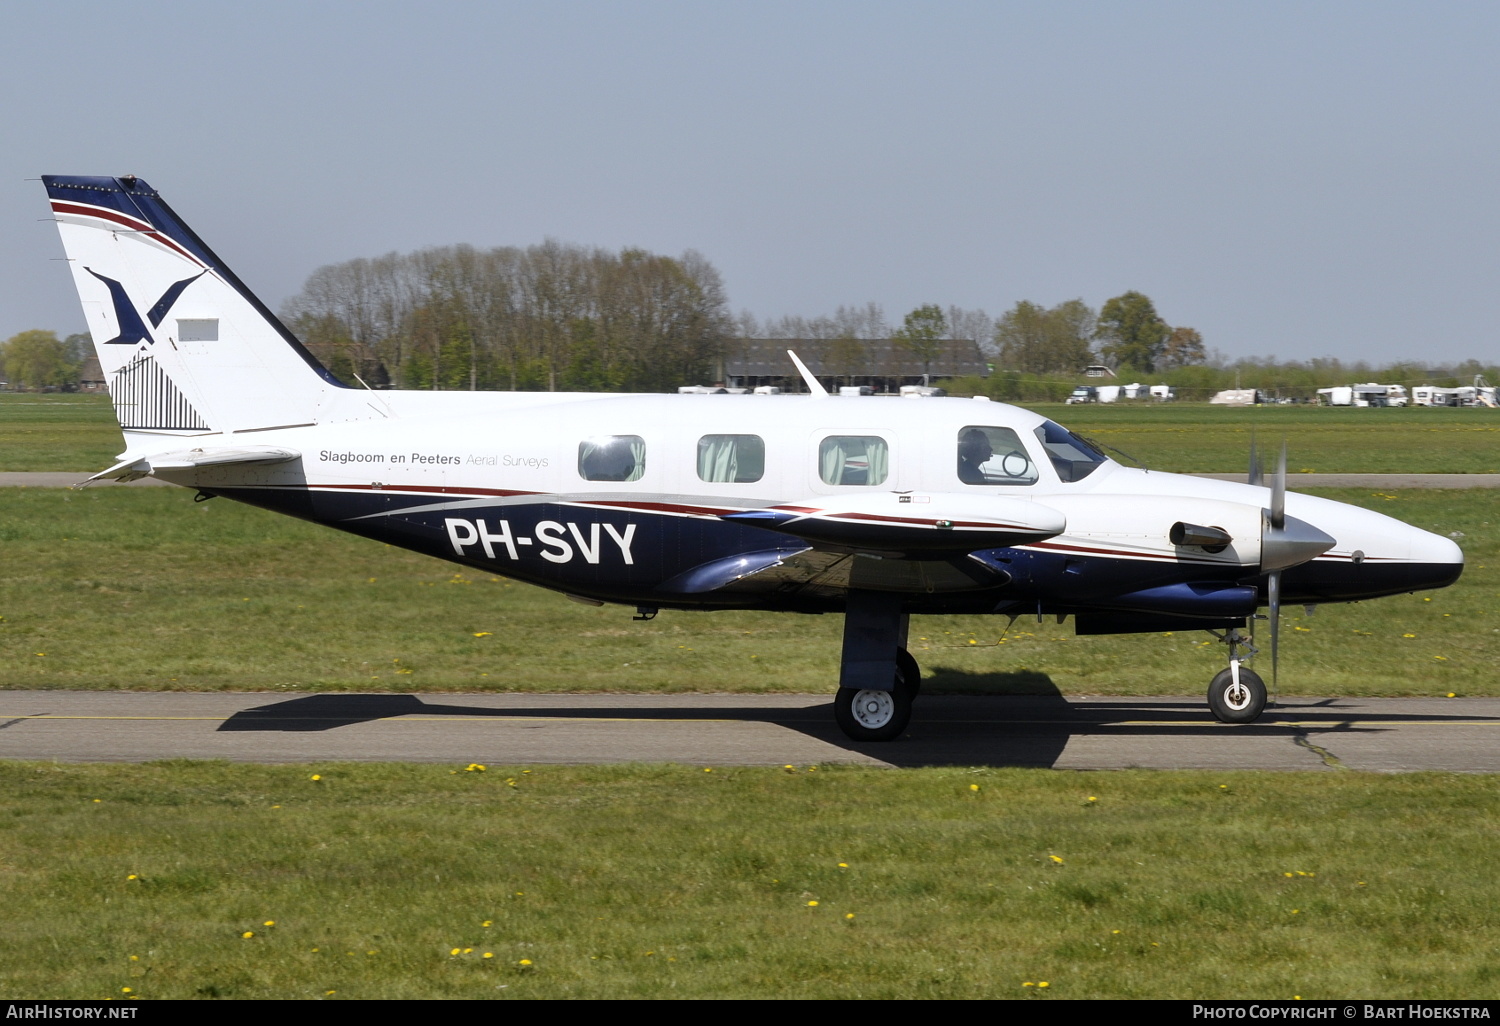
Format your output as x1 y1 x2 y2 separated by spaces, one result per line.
1034 419 1107 482
819 435 889 486
697 434 765 483
578 435 646 482
956 426 1038 485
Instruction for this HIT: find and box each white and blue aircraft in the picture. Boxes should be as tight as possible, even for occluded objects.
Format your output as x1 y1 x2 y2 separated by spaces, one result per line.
40 174 1463 741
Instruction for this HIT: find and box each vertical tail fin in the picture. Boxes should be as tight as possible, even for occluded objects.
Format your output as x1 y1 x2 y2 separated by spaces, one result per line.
42 175 346 438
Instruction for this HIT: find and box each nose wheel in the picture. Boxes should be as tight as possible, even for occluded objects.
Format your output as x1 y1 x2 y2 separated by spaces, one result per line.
1208 662 1266 724
1205 627 1268 723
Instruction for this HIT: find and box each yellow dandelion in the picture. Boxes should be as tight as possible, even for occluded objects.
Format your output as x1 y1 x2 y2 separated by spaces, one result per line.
807 900 819 906
129 956 138 962
519 959 533 967
1402 633 1416 638
484 952 493 959
121 988 132 994
1448 692 1457 698
464 948 473 954
703 768 712 772
325 991 336 996
845 913 855 920
451 948 461 956
482 920 492 927
1023 981 1034 987
473 632 492 637
242 932 254 939
310 774 322 781
127 874 138 880
970 783 980 792
1049 855 1064 864
1038 981 1050 988
264 920 276 927
838 863 849 868
1087 796 1097 802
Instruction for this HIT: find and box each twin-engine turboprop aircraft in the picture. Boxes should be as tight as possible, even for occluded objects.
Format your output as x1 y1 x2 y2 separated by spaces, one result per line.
41 175 1464 741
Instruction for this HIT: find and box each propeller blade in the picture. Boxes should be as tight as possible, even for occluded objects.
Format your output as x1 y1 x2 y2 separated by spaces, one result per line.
1248 436 1262 487
1270 442 1286 531
1261 441 1332 574
1268 568 1281 694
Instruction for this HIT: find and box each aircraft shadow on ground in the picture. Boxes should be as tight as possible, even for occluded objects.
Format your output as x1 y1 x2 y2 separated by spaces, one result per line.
215 681 1497 770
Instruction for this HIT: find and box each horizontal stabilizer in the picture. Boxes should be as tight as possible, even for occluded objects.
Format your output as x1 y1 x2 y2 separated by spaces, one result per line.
86 446 300 483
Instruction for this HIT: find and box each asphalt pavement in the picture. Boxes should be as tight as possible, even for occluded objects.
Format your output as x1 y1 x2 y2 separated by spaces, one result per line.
1 691 1495 771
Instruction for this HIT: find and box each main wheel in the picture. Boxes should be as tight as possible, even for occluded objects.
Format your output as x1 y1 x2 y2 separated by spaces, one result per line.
835 686 912 742
896 647 921 700
1208 666 1266 724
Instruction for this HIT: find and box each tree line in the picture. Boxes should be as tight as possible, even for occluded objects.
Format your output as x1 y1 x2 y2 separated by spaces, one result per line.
4 238 1497 400
280 242 731 393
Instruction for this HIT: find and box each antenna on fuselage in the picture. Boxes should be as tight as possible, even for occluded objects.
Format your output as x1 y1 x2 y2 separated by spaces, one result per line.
787 350 828 398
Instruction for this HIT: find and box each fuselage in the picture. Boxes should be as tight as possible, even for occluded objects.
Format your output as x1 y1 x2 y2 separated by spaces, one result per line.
151 390 1464 619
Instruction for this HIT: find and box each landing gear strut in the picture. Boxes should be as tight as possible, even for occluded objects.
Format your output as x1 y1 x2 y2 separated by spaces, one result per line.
833 591 918 742
1206 627 1267 724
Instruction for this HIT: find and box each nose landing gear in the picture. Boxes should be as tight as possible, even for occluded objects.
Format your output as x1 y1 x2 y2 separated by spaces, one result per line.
1206 627 1267 724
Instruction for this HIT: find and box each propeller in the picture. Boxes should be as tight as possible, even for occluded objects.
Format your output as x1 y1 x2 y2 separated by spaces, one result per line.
1259 443 1335 691
1268 443 1285 689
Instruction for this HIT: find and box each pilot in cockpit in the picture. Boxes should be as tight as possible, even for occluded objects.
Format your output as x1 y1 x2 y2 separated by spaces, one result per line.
957 428 992 484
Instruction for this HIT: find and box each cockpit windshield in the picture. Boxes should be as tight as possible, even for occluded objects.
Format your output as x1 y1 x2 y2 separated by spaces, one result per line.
1034 420 1109 482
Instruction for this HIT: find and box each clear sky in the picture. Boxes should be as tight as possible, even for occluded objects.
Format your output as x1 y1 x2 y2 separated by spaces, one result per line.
3 1 1497 365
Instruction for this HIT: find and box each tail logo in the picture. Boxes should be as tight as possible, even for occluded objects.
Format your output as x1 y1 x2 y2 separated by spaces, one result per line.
85 268 207 345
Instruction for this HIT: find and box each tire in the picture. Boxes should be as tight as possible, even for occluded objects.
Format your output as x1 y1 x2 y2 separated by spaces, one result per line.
1208 666 1266 724
834 686 912 742
896 647 921 700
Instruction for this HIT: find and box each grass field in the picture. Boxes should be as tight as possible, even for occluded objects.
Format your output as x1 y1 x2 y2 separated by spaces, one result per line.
0 395 122 472
0 485 1491 697
1 761 1496 1000
3 397 1497 1002
4 392 1500 473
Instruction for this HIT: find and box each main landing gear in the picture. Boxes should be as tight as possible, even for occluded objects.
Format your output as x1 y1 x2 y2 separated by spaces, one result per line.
833 590 919 742
834 646 920 742
1206 626 1267 724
